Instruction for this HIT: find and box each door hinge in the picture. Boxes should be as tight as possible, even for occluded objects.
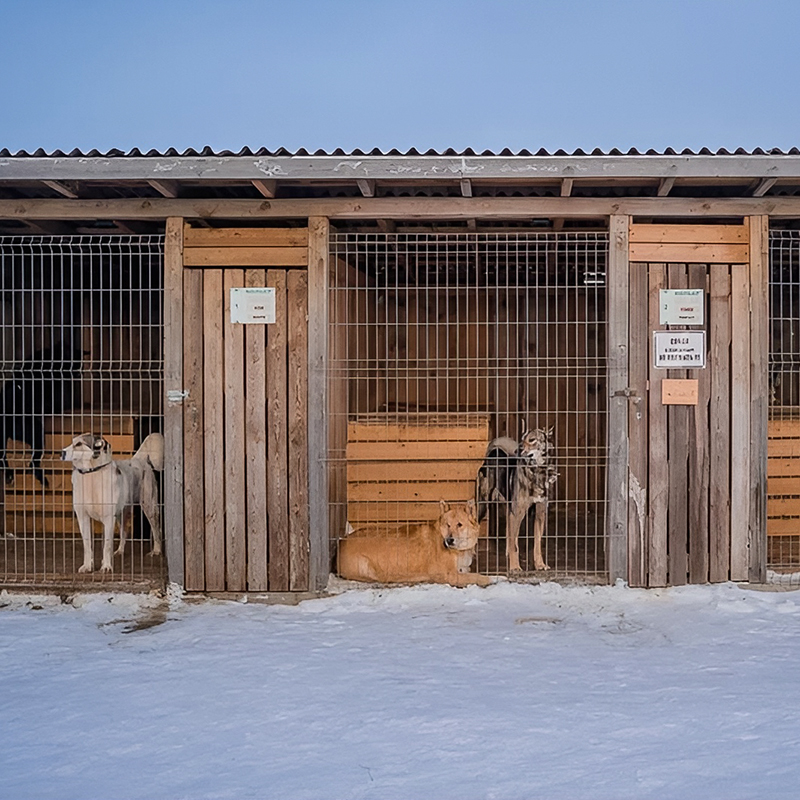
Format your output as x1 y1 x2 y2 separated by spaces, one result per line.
167 389 189 404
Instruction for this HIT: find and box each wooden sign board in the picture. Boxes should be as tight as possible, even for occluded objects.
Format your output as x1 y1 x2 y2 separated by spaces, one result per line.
662 379 699 405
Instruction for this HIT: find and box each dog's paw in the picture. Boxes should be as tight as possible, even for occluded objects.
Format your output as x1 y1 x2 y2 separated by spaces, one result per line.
534 563 551 572
78 563 94 573
99 563 113 573
148 545 162 557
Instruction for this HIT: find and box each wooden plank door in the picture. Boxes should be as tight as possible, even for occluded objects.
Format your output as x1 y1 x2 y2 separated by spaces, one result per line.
179 228 310 592
626 220 768 587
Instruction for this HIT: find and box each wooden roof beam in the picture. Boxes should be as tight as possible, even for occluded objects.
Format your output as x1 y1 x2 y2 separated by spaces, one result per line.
751 177 777 197
147 179 179 198
41 180 79 199
460 178 473 197
357 179 376 197
560 178 573 197
657 176 676 197
252 179 277 198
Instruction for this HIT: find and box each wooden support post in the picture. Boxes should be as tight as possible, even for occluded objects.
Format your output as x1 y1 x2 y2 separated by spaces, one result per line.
307 217 330 590
163 217 185 587
749 215 769 582
606 215 629 583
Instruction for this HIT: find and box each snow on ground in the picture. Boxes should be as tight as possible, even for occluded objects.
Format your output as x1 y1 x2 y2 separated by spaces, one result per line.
2 579 800 800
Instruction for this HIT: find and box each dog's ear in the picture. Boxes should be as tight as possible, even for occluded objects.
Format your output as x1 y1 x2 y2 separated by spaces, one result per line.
91 436 107 459
439 499 451 514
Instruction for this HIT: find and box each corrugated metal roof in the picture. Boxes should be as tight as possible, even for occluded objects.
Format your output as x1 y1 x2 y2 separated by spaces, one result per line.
2 146 800 158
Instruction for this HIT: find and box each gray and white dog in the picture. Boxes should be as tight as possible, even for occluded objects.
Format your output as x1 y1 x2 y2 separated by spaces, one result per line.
476 425 558 572
61 433 164 573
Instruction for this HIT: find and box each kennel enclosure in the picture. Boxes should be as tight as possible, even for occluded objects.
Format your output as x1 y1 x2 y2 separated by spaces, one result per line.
2 148 800 591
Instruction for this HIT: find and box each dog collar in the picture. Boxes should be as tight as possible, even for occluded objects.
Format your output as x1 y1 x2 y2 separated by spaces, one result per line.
73 461 114 475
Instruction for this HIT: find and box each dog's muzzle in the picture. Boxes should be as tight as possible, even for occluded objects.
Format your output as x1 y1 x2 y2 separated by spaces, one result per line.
444 536 456 549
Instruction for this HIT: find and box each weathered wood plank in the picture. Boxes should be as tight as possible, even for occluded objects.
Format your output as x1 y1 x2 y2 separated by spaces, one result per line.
267 269 289 591
766 439 800 458
767 497 800 516
667 264 689 586
347 423 491 442
8 196 800 222
244 268 268 592
287 269 310 592
767 518 800 536
688 264 710 584
749 216 769 582
709 265 732 583
203 269 226 591
307 217 330 591
606 216 630 584
347 481 476 503
768 476 800 493
184 227 309 248
629 224 748 244
648 263 669 587
347 460 482 483
223 270 247 592
163 217 185 587
730 261 751 581
346 440 487 461
627 261 649 587
184 246 308 268
182 267 206 591
629 242 749 264
768 458 800 477
768 419 800 437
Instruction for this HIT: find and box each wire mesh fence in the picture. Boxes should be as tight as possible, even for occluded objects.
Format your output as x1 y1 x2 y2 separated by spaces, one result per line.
0 236 164 588
328 231 608 581
768 230 800 579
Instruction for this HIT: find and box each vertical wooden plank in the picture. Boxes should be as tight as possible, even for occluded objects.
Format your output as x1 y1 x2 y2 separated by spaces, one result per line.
648 264 668 586
163 217 185 587
224 269 247 591
730 257 751 581
183 265 206 591
688 263 710 583
667 264 689 586
203 269 226 591
627 261 649 587
606 215 629 583
307 217 330 590
267 269 289 591
709 264 732 582
245 268 268 591
749 215 769 582
288 270 310 591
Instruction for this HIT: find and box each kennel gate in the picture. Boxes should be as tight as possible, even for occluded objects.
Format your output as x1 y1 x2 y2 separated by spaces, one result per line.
623 220 768 587
328 231 609 579
0 235 165 588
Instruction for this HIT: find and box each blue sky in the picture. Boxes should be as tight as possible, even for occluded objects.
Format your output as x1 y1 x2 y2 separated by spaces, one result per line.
2 0 799 154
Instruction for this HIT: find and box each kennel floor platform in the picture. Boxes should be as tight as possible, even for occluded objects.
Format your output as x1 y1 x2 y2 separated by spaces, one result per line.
0 536 165 590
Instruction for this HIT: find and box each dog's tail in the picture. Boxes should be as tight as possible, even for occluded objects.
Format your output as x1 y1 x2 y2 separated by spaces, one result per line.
133 432 164 471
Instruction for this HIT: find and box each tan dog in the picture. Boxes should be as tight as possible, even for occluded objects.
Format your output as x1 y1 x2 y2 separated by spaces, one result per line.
338 499 491 586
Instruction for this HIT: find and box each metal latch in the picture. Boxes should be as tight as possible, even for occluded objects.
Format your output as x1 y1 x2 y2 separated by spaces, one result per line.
611 388 638 398
167 389 189 404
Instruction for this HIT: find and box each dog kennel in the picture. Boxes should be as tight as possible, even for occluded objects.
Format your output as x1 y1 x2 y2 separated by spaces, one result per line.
2 147 799 592
768 229 800 572
0 235 164 588
327 231 608 578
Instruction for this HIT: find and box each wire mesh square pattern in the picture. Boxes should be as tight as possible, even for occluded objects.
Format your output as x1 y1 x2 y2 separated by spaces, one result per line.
768 230 800 575
0 236 164 587
329 231 609 579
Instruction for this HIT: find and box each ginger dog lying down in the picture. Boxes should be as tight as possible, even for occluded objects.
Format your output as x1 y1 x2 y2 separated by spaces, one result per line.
338 499 492 586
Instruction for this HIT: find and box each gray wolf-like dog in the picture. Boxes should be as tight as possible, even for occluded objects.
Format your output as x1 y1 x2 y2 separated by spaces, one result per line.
476 425 557 572
61 433 164 573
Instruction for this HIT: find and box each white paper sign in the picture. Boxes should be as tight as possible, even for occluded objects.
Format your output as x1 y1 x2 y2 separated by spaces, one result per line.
653 330 706 369
230 287 276 324
659 289 704 325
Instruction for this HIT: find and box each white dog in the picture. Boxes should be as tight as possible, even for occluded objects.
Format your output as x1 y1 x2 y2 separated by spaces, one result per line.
61 432 164 573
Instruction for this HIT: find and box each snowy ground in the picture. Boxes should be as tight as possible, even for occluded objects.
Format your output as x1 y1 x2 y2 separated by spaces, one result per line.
3 579 800 800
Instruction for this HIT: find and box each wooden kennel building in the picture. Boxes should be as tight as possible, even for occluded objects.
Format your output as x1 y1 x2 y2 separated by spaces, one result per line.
1 147 800 591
